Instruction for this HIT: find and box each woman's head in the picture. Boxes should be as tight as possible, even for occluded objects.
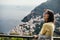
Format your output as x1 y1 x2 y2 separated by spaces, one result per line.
43 9 54 23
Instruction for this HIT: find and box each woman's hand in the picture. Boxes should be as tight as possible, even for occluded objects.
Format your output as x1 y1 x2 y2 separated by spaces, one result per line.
33 35 38 39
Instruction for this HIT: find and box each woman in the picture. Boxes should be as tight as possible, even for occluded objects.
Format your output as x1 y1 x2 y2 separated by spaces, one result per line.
34 9 55 40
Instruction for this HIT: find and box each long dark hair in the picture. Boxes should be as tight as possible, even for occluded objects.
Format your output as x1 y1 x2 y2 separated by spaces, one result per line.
44 9 54 23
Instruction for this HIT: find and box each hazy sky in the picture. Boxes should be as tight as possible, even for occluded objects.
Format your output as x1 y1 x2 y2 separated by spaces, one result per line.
0 0 47 6
0 0 47 20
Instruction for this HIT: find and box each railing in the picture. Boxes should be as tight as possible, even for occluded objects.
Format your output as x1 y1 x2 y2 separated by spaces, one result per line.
0 34 34 40
0 34 60 40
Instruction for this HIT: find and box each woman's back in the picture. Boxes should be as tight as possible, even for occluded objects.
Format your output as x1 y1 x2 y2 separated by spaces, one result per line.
39 22 55 40
40 22 55 36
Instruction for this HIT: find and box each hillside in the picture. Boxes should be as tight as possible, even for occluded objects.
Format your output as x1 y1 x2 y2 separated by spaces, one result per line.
22 0 60 36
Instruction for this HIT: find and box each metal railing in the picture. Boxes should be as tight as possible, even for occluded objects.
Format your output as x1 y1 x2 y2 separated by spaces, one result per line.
0 34 34 40
0 34 60 40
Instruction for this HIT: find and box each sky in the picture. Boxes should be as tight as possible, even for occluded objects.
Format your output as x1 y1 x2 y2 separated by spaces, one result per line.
0 0 47 6
0 0 47 20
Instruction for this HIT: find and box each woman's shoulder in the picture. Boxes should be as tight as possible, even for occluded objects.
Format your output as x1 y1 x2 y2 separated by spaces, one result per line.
43 22 55 31
43 22 54 26
43 23 50 26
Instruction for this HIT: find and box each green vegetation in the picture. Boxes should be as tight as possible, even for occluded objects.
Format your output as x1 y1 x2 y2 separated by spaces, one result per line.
0 37 24 40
